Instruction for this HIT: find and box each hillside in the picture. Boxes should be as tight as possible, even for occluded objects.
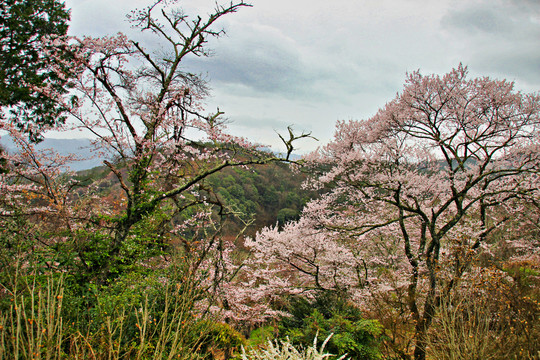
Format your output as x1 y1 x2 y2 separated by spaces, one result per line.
0 137 112 171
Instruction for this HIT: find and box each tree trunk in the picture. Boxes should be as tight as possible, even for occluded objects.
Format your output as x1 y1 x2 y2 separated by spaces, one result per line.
413 330 427 360
413 290 438 360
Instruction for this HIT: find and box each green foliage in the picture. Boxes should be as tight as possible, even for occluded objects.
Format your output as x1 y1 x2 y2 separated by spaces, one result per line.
248 325 277 348
277 208 300 226
206 162 313 235
0 0 73 139
0 214 55 307
198 321 247 359
279 293 383 360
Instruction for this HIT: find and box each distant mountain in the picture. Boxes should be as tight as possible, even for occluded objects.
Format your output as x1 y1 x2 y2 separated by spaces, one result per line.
257 146 303 161
0 137 303 172
0 137 111 171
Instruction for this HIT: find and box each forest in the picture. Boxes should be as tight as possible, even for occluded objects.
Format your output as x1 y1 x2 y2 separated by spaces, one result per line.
0 0 539 359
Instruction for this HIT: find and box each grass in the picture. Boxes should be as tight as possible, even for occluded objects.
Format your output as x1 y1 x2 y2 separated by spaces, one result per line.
0 273 213 360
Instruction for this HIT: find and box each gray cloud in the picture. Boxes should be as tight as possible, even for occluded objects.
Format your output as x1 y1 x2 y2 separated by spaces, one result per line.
199 39 314 95
440 0 540 92
61 0 540 152
442 0 540 36
442 7 514 34
475 49 540 86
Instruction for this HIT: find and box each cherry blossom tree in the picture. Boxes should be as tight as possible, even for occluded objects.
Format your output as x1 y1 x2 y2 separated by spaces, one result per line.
240 65 540 359
0 0 311 286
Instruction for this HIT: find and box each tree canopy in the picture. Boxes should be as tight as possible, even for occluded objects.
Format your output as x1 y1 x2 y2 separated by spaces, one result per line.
0 0 72 140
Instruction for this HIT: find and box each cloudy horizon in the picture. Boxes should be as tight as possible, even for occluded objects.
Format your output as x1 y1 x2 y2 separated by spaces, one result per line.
59 0 540 153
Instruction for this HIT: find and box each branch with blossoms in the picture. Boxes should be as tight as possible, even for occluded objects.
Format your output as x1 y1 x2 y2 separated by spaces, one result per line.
0 0 315 290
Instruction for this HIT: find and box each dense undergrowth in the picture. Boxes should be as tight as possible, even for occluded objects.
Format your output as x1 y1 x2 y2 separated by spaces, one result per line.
1 265 538 359
1 169 538 360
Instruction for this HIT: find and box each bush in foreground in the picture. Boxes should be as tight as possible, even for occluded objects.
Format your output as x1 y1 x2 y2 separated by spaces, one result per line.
241 334 348 360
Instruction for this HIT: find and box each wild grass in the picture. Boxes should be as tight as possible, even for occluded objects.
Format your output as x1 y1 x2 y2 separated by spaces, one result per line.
0 276 64 360
425 289 539 360
0 272 212 360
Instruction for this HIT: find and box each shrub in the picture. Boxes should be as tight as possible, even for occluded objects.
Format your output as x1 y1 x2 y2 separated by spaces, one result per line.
241 334 348 360
198 321 246 359
247 325 277 348
279 293 382 360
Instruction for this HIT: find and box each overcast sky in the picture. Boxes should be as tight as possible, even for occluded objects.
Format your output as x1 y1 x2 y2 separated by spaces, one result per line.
63 0 540 153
